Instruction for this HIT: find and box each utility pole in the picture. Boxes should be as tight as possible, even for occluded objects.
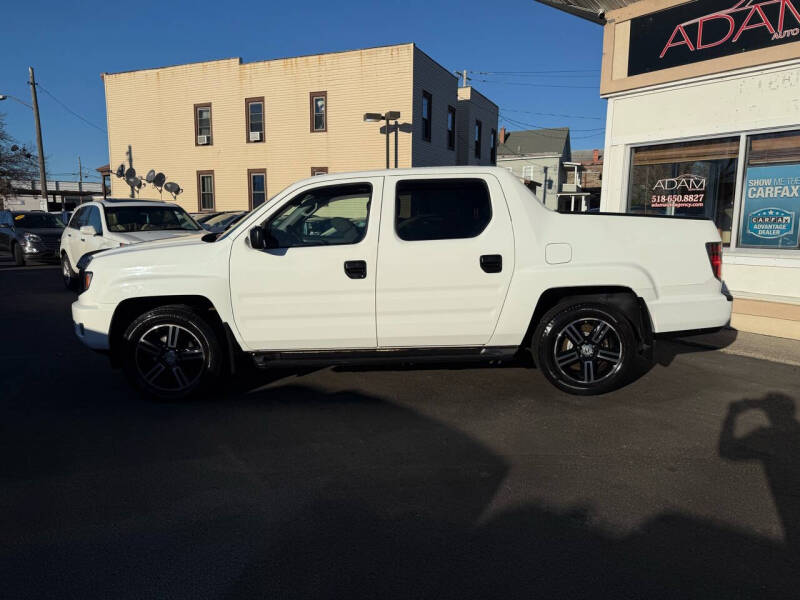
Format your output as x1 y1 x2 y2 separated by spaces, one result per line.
28 67 49 209
76 155 82 210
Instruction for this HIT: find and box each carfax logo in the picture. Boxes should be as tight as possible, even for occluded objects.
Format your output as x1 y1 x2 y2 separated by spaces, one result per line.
748 207 796 238
650 173 706 208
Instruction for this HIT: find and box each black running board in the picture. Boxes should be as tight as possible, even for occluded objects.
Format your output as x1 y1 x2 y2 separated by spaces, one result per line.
251 345 519 369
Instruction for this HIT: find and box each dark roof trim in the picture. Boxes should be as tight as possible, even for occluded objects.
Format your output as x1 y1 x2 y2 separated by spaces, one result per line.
535 0 606 24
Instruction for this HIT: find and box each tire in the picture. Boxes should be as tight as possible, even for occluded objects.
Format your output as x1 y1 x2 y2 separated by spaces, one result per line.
12 243 25 266
122 305 222 401
62 253 78 290
532 301 638 395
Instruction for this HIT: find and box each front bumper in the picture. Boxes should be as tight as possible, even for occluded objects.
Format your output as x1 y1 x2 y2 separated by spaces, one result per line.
22 241 60 260
72 299 114 350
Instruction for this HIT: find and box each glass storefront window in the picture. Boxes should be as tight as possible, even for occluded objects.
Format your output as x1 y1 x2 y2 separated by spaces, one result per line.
738 130 800 250
628 137 739 246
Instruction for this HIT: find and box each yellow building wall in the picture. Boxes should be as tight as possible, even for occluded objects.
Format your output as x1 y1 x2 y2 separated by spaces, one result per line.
104 44 416 212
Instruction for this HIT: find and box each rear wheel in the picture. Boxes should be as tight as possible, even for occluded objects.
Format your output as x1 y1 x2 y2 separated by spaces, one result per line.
62 253 78 290
533 301 637 395
122 305 222 400
12 243 25 266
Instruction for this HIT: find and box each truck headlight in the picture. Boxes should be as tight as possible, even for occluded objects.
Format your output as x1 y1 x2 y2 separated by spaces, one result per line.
23 232 42 243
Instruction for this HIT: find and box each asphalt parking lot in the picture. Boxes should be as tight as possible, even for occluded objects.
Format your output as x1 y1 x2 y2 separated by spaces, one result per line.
2 254 800 599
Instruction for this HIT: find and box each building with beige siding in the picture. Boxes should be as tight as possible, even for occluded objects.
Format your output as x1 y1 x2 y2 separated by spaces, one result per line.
103 43 498 213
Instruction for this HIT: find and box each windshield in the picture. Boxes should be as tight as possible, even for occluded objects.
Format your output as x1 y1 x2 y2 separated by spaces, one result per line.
12 212 64 229
104 206 201 233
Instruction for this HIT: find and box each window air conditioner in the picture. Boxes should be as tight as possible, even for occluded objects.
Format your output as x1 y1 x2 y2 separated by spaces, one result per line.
249 131 262 142
197 135 210 145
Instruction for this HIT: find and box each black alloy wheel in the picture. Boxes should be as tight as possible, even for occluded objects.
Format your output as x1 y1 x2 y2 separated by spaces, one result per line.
123 305 222 400
533 302 637 395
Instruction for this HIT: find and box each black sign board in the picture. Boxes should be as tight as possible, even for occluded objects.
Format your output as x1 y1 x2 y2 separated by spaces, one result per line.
628 0 800 77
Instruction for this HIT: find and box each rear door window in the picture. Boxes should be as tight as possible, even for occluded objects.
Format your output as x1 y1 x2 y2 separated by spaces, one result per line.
395 178 492 241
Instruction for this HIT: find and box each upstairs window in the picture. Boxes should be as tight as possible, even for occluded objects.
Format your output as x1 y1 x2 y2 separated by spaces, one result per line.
310 92 327 132
195 103 212 145
447 106 456 150
474 120 482 159
311 167 328 176
246 97 265 142
422 91 432 142
490 129 497 164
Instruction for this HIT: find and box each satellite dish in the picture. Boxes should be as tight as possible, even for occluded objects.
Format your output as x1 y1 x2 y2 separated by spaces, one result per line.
153 172 166 188
125 167 136 179
134 176 143 189
164 181 181 195
145 169 156 183
115 164 125 178
125 175 137 189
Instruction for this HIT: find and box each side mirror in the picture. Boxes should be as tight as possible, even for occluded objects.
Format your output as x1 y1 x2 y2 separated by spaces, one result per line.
79 225 99 236
249 226 265 249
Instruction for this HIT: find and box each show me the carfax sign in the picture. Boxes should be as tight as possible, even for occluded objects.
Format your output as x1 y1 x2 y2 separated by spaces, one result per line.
740 163 800 248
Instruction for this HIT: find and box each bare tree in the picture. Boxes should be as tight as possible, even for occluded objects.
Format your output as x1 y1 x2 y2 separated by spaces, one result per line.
0 114 38 209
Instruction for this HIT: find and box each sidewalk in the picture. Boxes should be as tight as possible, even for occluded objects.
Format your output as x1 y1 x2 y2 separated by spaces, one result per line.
672 328 800 368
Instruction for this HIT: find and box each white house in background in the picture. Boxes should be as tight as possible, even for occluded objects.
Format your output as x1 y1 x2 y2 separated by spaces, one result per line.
496 127 571 210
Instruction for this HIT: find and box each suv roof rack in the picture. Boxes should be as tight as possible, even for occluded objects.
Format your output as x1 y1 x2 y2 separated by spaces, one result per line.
101 197 169 204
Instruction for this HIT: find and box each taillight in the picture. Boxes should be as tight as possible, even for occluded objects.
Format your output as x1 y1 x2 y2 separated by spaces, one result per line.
706 242 722 280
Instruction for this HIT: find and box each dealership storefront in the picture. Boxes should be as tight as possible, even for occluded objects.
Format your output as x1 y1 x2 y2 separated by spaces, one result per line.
539 0 800 339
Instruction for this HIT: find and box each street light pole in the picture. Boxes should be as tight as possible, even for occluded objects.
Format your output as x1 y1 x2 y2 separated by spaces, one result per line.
28 67 49 207
385 113 390 170
364 111 401 169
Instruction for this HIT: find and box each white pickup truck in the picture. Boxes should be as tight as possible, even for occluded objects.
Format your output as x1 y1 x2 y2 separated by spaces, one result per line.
72 167 732 399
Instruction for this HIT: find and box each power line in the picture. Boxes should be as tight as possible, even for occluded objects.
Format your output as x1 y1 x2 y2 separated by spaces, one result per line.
503 108 604 121
36 84 107 133
475 69 598 75
473 78 597 89
499 113 604 134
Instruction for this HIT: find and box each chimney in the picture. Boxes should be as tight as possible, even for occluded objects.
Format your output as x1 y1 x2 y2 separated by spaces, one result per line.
592 148 599 163
499 127 506 144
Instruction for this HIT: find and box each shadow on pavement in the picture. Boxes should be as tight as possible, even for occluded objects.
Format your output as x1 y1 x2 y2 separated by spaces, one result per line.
2 268 799 598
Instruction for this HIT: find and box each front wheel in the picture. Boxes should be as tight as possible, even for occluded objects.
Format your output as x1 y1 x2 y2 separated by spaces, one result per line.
12 243 25 266
533 302 638 395
122 305 222 400
62 253 78 290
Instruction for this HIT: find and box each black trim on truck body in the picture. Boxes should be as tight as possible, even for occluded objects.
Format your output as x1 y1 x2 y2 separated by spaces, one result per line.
251 346 519 369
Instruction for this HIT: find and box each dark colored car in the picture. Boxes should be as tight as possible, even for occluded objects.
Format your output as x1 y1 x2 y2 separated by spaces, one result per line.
200 210 248 233
0 210 64 265
191 212 221 224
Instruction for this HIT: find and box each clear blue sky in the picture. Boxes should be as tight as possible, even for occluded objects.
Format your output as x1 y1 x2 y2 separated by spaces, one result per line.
0 0 605 182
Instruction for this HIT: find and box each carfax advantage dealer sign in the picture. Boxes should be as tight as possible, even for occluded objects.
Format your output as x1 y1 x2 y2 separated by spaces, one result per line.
629 1 800 76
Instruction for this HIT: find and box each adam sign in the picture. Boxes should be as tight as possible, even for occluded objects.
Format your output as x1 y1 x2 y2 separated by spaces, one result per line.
628 0 800 76
650 173 706 209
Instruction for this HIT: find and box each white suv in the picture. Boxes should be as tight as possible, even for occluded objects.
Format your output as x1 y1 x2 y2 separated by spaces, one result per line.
60 198 203 289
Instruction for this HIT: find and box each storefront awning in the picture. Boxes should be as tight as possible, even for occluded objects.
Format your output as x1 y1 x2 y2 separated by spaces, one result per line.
534 0 640 24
